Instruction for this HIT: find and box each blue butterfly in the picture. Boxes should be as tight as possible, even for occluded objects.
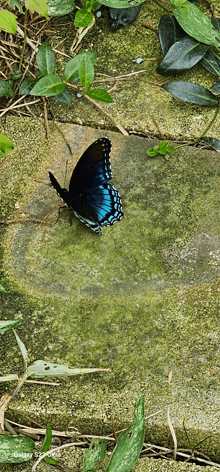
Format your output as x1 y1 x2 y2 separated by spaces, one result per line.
49 137 123 234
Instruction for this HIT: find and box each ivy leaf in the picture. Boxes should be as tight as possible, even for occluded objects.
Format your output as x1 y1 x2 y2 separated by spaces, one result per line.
157 37 208 75
36 43 56 75
78 55 94 88
48 0 75 16
25 0 49 19
54 87 72 105
19 78 36 95
74 9 94 27
172 1 220 48
162 81 219 106
30 74 65 96
65 51 97 82
0 9 17 33
9 0 24 13
86 88 113 103
0 134 14 156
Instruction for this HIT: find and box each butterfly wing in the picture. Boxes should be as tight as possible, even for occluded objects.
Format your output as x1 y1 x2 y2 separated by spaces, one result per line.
69 137 112 195
86 184 123 227
49 137 123 234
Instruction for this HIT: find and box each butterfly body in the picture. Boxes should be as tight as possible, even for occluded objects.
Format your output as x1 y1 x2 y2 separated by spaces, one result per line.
49 137 123 234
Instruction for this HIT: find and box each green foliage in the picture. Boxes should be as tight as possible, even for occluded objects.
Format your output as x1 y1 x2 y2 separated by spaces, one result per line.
0 436 34 464
171 1 220 48
19 43 112 104
48 0 75 17
74 9 94 27
0 319 21 333
0 9 17 33
0 134 14 157
82 397 145 472
9 0 24 14
0 280 10 292
97 0 145 7
40 425 58 465
147 141 175 159
25 0 49 19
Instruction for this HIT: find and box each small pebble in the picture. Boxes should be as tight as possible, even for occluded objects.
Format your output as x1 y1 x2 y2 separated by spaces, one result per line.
96 11 102 17
136 57 144 64
76 92 82 98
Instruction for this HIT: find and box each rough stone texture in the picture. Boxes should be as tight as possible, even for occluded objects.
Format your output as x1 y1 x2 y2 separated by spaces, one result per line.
0 120 220 470
26 0 220 141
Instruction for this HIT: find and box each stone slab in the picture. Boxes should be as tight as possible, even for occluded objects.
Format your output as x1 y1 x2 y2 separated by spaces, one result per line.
0 119 220 466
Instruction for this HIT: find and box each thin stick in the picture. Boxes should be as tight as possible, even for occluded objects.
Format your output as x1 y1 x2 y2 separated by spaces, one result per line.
83 93 129 136
42 97 49 138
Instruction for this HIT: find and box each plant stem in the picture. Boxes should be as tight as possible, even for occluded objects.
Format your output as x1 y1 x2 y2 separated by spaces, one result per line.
151 0 170 13
19 8 28 72
198 106 220 139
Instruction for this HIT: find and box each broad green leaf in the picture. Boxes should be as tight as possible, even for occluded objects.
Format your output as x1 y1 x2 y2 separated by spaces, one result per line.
86 88 113 102
19 78 35 95
9 0 24 13
0 9 17 33
0 80 13 98
97 0 145 7
36 43 56 75
30 74 65 96
201 51 220 77
106 396 145 472
78 55 94 88
201 136 220 151
157 37 208 75
0 435 34 464
172 1 220 48
13 330 28 362
162 81 219 106
48 0 75 16
0 319 21 333
212 17 220 32
25 0 49 19
54 87 72 105
0 374 19 382
65 51 97 82
83 439 107 472
27 360 109 377
146 147 159 156
0 134 14 156
74 9 94 27
158 15 184 57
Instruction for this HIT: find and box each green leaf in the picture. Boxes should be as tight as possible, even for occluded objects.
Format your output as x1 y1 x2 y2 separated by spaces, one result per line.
201 51 220 77
54 87 72 105
0 80 14 98
0 435 34 464
83 439 107 472
41 425 52 452
13 330 28 362
78 55 94 88
0 9 17 33
146 147 159 156
65 51 97 82
97 0 145 7
211 81 220 95
0 319 21 333
9 0 24 13
201 137 220 151
30 74 65 96
27 360 109 378
86 88 113 102
157 37 208 75
36 43 56 75
0 134 14 156
48 0 75 16
106 396 145 472
172 1 220 48
162 81 219 106
19 78 35 95
25 0 49 19
74 9 94 27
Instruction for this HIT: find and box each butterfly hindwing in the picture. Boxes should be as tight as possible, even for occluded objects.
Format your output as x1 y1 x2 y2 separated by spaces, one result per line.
49 137 123 234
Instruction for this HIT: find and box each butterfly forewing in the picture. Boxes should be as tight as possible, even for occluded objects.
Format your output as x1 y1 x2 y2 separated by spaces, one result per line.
69 138 112 195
